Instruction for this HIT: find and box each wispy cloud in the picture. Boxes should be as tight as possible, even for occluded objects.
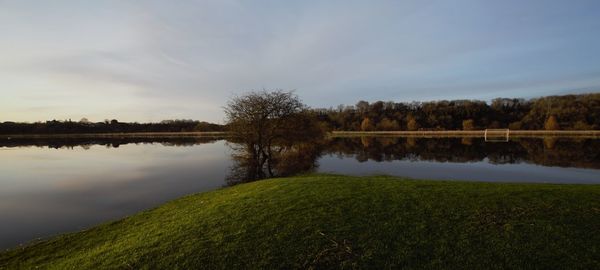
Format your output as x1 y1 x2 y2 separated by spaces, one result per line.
1 0 599 122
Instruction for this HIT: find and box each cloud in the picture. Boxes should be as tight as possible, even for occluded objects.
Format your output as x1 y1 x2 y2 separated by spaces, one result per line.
1 0 599 122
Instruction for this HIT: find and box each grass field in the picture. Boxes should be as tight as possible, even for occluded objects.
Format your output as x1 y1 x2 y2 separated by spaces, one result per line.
1 174 599 269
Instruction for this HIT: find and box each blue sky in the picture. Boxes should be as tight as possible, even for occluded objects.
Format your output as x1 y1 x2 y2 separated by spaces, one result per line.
1 0 599 123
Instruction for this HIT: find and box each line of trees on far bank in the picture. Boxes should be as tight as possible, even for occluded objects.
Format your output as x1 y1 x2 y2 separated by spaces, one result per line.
314 93 600 131
0 119 225 134
2 92 599 135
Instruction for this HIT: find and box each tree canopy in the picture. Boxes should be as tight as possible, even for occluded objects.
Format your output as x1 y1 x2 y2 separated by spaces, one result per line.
224 90 324 183
0 119 224 134
315 93 600 131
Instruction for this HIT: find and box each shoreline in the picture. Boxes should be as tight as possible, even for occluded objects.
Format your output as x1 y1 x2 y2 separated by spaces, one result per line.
0 132 230 139
331 130 600 138
2 130 600 139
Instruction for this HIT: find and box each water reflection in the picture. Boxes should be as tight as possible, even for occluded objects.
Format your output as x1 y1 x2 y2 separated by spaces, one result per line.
1 136 223 149
224 135 600 185
324 137 600 170
1 136 599 249
225 137 324 185
3 136 600 171
0 141 231 249
3 136 600 170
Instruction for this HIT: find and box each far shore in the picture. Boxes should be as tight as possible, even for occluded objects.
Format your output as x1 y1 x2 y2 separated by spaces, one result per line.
0 132 230 139
2 130 600 139
331 130 600 138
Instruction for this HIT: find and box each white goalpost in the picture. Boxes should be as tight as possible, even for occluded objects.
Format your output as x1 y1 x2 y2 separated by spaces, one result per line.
484 129 510 142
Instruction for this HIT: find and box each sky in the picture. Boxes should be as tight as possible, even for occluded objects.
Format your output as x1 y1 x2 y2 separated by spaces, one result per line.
1 0 599 123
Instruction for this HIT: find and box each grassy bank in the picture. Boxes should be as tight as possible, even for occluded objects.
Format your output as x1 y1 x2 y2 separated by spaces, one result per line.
1 174 599 269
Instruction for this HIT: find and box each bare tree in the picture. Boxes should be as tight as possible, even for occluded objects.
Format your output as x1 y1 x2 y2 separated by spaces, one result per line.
224 90 320 180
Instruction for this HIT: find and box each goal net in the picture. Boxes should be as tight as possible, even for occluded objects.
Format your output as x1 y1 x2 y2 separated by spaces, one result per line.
484 129 510 142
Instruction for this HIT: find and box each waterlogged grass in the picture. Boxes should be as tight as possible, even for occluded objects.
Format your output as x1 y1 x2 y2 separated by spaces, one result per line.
1 174 599 269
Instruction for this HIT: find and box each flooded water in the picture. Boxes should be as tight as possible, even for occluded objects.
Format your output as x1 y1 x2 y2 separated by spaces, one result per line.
1 136 599 249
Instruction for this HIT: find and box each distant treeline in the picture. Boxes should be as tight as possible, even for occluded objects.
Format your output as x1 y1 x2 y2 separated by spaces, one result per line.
0 119 225 134
314 93 600 131
3 93 599 134
0 136 222 149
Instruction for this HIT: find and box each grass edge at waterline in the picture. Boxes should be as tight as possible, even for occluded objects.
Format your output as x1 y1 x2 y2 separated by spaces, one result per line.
1 174 599 269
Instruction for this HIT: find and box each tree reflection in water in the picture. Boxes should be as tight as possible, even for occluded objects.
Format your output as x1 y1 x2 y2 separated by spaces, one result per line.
226 136 600 185
2 135 598 181
226 137 325 186
325 137 600 170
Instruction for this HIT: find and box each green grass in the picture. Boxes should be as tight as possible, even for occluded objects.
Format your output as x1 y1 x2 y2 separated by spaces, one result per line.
1 174 599 269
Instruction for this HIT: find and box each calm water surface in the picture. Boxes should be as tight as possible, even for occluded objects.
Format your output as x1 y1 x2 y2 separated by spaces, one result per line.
1 137 599 249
